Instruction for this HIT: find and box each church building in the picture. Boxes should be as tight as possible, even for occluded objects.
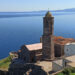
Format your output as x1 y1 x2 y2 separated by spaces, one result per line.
9 11 75 75
16 11 75 63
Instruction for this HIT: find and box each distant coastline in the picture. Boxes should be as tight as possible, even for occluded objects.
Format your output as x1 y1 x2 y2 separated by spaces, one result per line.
0 9 75 18
0 8 75 13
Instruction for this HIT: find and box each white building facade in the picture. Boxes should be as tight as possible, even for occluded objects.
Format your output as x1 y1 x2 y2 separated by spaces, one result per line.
64 43 75 57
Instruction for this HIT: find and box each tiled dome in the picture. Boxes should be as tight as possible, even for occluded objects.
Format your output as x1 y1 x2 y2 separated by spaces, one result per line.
45 11 52 17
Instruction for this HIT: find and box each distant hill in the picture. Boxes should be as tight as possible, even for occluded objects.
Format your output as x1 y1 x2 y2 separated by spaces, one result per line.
54 8 75 12
31 8 75 13
0 8 75 13
0 8 75 18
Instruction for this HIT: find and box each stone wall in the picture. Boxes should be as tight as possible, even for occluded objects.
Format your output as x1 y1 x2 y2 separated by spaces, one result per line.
19 45 30 63
42 35 54 60
52 59 64 72
30 49 42 62
0 70 9 75
9 63 47 75
54 44 64 57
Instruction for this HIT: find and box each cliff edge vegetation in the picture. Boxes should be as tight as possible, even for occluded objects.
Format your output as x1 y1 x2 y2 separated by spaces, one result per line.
0 56 11 71
56 68 75 75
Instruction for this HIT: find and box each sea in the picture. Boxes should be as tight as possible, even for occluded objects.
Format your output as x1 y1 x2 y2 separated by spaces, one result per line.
0 12 75 59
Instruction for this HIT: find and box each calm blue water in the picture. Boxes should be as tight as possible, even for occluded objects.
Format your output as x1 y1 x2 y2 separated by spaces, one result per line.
0 12 75 59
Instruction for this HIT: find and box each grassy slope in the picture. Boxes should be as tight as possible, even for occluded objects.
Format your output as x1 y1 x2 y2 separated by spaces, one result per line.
0 56 11 70
70 73 75 75
57 73 75 75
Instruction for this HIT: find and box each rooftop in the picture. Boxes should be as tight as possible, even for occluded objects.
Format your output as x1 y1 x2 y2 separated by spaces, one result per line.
65 42 75 45
54 36 75 45
67 62 75 67
53 59 63 67
65 55 75 62
36 61 52 73
26 43 42 51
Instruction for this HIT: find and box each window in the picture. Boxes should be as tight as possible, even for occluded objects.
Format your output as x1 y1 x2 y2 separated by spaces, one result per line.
67 49 68 51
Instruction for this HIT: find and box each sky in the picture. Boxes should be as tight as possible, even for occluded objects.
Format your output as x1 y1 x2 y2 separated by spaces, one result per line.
0 0 75 12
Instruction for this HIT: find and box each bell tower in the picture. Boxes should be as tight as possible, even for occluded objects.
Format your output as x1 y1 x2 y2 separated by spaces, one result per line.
42 11 55 60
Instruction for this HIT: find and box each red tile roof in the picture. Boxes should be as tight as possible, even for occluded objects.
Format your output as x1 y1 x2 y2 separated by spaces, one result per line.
54 36 75 45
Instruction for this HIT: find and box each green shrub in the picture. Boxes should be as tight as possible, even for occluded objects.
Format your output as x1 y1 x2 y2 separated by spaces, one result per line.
70 73 75 75
57 68 75 75
3 56 11 63
62 68 71 75
70 67 75 73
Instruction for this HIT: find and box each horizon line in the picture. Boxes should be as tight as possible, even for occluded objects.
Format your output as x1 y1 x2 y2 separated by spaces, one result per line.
0 8 75 12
